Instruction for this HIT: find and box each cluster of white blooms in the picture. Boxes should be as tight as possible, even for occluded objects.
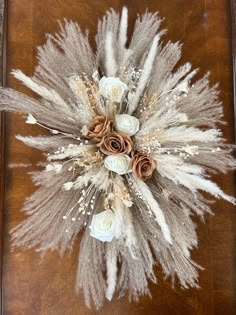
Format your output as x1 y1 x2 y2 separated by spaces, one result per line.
90 77 140 242
99 76 139 175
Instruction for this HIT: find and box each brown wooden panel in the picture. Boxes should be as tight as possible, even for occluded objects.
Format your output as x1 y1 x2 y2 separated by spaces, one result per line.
231 0 236 141
1 1 236 314
0 0 7 313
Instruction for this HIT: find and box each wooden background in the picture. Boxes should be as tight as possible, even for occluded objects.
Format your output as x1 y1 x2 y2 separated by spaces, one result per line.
1 0 235 314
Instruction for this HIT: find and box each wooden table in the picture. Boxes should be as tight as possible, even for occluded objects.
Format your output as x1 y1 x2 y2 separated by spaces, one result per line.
0 1 235 314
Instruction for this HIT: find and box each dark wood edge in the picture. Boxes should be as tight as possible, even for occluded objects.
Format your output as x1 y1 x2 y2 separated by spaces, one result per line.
0 0 7 313
229 0 236 307
230 0 236 143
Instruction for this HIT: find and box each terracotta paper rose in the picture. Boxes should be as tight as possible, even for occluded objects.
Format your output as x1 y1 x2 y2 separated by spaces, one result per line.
85 116 113 143
131 152 156 181
100 131 133 155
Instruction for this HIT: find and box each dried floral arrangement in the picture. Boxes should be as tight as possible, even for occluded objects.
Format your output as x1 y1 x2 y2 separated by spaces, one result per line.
0 7 235 310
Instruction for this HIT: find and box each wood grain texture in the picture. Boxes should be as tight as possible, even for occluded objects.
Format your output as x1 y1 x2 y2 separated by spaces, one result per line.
0 0 7 313
1 1 236 314
231 0 236 141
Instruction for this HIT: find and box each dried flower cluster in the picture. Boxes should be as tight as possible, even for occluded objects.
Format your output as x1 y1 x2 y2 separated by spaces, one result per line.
0 7 235 310
85 112 155 181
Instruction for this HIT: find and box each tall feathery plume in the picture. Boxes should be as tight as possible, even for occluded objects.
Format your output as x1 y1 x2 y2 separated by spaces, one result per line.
118 7 128 64
105 32 117 76
128 34 160 114
130 175 172 244
105 243 118 301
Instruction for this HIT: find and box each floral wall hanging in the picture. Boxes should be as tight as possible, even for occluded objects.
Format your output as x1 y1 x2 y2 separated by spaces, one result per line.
0 7 235 310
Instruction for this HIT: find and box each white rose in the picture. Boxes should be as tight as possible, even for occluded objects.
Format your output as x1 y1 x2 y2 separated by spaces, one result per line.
99 76 127 102
115 114 140 136
89 210 116 242
104 155 131 175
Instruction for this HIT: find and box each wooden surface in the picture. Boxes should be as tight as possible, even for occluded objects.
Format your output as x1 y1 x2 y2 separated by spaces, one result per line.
0 0 6 313
1 0 236 314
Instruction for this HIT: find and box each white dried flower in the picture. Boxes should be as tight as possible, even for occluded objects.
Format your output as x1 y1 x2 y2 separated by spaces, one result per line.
99 76 127 102
123 199 133 207
45 164 54 172
54 164 62 173
104 155 131 175
115 114 140 136
89 210 116 242
51 129 59 134
63 182 74 191
177 81 190 93
26 114 37 124
81 125 88 136
184 145 199 155
108 193 115 200
45 163 62 173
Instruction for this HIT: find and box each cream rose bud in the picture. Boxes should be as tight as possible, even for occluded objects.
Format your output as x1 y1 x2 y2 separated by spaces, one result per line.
89 210 116 242
99 76 127 102
104 155 131 175
115 114 140 136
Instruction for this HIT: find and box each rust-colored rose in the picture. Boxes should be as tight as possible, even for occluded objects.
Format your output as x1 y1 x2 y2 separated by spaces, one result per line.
85 116 113 143
100 132 133 155
131 152 156 181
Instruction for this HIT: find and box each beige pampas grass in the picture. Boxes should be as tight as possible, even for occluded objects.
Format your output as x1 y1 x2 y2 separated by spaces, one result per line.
0 7 235 310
